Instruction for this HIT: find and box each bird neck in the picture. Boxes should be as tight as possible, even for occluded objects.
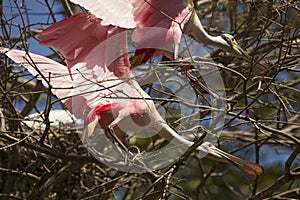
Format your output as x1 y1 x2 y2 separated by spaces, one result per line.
186 11 227 49
153 110 211 156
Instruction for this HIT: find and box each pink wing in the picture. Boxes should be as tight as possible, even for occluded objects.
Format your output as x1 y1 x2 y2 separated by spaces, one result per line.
0 47 72 101
39 12 130 78
69 0 193 61
38 13 139 119
1 47 146 127
1 47 91 119
70 0 136 28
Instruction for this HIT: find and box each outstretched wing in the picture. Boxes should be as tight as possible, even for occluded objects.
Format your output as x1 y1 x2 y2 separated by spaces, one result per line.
0 48 73 101
69 0 192 28
39 12 139 119
39 12 130 78
69 0 193 62
70 0 137 28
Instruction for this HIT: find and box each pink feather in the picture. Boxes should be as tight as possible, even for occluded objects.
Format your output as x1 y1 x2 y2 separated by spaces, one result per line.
0 47 72 101
39 12 130 78
1 13 150 122
70 0 193 62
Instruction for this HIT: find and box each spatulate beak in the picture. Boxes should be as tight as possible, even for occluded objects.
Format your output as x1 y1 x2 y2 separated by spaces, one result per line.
203 142 264 179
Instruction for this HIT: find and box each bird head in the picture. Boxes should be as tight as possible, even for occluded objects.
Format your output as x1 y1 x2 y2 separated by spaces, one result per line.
219 33 269 74
219 33 249 60
202 142 264 179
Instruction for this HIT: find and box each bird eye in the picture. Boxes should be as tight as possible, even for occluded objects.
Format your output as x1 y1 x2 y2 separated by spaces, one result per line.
231 38 235 42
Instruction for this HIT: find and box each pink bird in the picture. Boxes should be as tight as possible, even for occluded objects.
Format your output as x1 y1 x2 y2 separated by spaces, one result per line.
1 12 263 178
69 0 268 74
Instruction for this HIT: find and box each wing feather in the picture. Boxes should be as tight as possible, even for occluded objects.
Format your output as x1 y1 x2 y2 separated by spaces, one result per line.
69 0 193 62
1 48 73 101
39 12 130 78
70 0 136 28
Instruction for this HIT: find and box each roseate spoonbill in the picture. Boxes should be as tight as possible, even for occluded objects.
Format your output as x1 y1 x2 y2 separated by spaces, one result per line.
0 13 263 178
69 0 268 74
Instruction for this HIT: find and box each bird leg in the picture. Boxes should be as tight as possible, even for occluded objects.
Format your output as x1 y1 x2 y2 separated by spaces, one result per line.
181 66 220 99
106 127 133 155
